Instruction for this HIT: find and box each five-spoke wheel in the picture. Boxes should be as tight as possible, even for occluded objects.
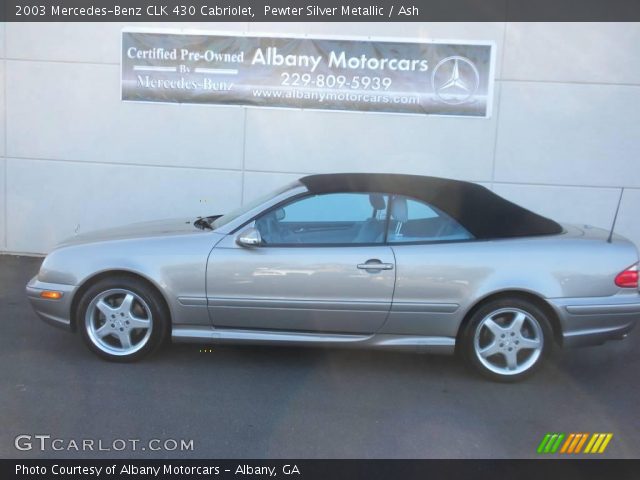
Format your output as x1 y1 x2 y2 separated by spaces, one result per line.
77 276 168 361
462 298 552 381
85 289 153 356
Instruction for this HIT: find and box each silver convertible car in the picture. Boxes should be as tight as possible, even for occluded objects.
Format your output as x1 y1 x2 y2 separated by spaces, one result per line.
27 174 639 381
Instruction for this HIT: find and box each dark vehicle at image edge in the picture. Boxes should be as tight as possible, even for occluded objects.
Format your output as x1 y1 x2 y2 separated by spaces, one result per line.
26 173 640 381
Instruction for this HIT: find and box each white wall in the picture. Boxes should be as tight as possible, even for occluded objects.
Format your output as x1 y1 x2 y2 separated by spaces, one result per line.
1 22 639 254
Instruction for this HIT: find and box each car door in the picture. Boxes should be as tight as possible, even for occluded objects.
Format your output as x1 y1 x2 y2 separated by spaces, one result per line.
380 194 477 339
206 192 396 334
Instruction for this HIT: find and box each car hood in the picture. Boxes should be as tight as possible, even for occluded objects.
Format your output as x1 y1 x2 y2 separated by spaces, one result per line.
56 218 208 247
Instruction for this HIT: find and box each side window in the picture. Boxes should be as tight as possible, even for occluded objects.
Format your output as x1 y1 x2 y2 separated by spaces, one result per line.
387 195 474 243
255 193 388 245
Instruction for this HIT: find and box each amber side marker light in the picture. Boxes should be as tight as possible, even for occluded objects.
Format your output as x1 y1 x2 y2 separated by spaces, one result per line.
40 291 63 300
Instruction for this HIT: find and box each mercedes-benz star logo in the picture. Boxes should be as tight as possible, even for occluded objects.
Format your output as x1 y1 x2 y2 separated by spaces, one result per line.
431 56 480 105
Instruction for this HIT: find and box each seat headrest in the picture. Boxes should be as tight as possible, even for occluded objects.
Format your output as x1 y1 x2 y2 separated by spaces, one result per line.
391 197 408 222
369 194 386 211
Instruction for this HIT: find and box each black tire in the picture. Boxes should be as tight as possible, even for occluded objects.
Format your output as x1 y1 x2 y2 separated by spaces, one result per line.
460 297 553 382
77 276 169 362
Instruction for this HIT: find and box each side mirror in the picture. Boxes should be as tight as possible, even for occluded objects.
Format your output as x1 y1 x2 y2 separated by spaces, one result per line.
236 227 262 248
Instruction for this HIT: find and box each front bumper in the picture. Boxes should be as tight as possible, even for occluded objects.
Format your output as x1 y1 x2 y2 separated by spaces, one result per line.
549 293 640 347
25 276 77 331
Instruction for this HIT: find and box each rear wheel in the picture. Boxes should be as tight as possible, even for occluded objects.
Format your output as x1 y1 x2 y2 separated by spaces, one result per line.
77 276 169 362
461 298 552 382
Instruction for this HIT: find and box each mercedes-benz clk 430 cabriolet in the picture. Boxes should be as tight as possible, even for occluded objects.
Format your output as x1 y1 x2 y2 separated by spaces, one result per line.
27 174 639 381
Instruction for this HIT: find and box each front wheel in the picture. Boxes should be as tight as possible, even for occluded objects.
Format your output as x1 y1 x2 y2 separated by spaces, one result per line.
77 276 169 362
461 298 553 382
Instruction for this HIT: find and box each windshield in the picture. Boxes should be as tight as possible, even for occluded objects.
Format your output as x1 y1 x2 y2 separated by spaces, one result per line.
211 180 302 230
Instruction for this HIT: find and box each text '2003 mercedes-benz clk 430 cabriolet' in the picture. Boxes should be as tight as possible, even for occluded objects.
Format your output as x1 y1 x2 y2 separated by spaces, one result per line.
27 173 639 381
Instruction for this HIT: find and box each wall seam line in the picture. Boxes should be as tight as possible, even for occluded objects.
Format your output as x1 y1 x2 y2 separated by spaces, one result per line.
240 107 248 205
6 153 640 191
492 180 640 191
500 78 640 88
490 21 509 190
4 156 246 173
6 57 118 66
4 23 8 251
238 20 252 205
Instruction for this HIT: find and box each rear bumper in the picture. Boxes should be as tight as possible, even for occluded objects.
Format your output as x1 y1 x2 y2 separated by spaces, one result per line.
25 276 76 331
549 293 640 347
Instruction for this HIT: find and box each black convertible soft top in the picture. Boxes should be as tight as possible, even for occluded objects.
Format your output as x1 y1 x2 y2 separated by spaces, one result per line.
299 173 563 240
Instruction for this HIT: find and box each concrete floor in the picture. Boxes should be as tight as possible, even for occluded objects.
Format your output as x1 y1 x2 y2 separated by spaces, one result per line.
1 254 639 459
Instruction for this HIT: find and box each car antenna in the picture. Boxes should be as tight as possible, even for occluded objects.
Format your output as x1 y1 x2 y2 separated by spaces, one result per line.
607 187 624 243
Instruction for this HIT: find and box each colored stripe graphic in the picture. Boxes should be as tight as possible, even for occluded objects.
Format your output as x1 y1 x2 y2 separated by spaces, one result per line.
568 433 582 453
537 434 552 453
551 434 565 453
598 434 613 453
538 433 613 454
537 433 565 453
584 433 613 454
574 433 589 453
560 433 575 453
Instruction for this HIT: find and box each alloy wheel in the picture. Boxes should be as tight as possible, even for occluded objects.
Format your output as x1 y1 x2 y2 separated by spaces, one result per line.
84 288 153 356
473 307 544 376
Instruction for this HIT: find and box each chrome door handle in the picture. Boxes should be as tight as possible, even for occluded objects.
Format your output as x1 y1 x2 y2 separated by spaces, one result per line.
357 261 394 271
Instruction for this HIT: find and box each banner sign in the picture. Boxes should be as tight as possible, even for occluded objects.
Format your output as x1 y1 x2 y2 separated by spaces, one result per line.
122 30 495 117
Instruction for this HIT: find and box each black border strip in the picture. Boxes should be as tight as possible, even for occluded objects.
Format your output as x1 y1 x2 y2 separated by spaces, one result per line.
3 0 640 22
4 459 640 480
